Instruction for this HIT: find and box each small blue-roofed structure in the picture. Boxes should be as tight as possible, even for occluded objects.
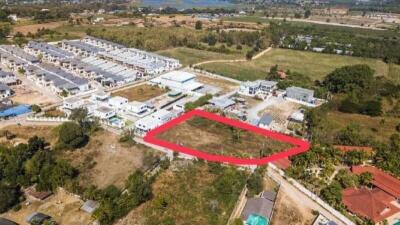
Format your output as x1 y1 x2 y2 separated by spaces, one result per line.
0 105 31 117
246 214 268 225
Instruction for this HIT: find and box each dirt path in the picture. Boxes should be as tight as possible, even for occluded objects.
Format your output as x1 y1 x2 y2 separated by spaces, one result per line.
193 47 272 67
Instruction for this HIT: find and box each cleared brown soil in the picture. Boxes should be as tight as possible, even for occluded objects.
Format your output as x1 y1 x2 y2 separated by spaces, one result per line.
111 84 167 102
11 84 57 107
156 117 292 158
271 190 316 225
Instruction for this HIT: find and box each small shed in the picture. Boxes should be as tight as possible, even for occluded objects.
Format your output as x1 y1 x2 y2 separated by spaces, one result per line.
258 114 273 129
241 191 277 222
26 212 51 224
81 200 100 214
0 218 19 225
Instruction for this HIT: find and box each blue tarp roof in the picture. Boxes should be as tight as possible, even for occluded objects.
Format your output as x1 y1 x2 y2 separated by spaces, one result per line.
0 105 31 117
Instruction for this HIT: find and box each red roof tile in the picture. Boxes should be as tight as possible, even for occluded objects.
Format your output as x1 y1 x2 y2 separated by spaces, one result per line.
272 157 291 170
334 145 373 153
342 187 400 223
351 166 400 198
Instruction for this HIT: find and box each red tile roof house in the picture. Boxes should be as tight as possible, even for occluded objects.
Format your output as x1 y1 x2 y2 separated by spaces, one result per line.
342 166 400 224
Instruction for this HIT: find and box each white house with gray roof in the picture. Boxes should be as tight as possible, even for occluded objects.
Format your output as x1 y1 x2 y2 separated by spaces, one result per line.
286 86 315 103
239 80 278 97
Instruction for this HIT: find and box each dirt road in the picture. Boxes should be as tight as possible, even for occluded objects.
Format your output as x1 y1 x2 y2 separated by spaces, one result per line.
193 47 272 67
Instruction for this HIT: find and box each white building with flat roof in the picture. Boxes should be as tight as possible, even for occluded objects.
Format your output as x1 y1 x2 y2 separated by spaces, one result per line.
125 101 149 116
63 97 84 110
108 96 128 111
150 71 203 92
134 109 176 136
93 106 116 119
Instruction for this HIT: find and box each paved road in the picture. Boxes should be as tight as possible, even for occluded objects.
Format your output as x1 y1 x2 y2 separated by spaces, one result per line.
267 167 347 225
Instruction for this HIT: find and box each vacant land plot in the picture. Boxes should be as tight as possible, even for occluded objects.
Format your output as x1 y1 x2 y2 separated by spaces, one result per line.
156 117 292 158
11 84 58 107
117 162 246 225
1 188 92 225
111 84 167 102
62 130 158 188
13 21 66 35
271 190 315 225
199 48 398 81
157 47 243 66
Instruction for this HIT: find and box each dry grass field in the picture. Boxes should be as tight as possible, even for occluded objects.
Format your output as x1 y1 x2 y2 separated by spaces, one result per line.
13 21 66 35
117 161 246 225
61 130 159 188
111 84 167 102
156 117 292 158
199 48 399 81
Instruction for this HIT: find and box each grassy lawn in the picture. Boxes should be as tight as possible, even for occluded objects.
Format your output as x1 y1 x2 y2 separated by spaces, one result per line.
199 48 398 81
111 84 167 102
156 116 292 158
157 47 244 66
118 162 247 225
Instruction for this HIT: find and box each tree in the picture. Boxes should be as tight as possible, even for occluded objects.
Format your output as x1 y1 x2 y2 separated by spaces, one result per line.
69 108 88 126
57 122 88 149
304 9 311 18
31 104 42 113
343 150 369 166
323 64 375 93
321 181 342 208
358 172 373 186
125 171 152 205
247 172 263 197
0 183 19 213
246 50 254 60
195 20 202 30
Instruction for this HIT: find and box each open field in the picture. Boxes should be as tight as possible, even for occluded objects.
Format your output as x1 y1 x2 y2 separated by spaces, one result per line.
61 130 158 188
117 161 246 225
156 116 292 158
323 111 400 143
13 21 66 35
157 47 244 66
199 48 399 81
111 84 167 102
1 188 92 225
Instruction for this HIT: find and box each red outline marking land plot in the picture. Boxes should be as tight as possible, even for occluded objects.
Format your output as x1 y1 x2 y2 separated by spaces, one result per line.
144 109 310 165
